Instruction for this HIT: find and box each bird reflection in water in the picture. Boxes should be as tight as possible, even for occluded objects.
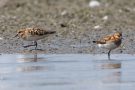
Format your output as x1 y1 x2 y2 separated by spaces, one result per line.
102 71 122 83
95 60 122 83
17 53 44 62
95 60 121 69
16 53 50 72
100 62 121 69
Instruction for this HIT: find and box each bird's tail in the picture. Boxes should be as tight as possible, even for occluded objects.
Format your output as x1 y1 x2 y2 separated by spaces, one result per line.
93 41 105 44
47 31 56 34
93 41 97 43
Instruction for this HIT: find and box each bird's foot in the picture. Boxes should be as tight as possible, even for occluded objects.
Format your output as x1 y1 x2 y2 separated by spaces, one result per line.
23 44 36 48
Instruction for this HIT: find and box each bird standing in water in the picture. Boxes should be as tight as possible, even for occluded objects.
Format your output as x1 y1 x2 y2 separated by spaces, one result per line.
93 32 122 59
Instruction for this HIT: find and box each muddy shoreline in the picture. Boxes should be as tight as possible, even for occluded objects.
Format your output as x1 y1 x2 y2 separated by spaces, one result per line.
0 0 134 54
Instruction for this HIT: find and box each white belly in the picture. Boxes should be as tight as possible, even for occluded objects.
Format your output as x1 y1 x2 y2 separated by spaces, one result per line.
98 43 118 50
25 35 45 41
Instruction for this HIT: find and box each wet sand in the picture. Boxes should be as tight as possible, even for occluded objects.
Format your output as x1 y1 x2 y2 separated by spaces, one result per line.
0 0 134 54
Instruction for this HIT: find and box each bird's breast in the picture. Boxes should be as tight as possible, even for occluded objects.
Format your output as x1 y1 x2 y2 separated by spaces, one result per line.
98 42 119 50
23 35 45 41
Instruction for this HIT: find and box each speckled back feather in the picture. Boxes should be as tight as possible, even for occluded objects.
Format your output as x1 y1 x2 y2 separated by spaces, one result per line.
16 27 56 41
27 28 56 36
93 32 122 44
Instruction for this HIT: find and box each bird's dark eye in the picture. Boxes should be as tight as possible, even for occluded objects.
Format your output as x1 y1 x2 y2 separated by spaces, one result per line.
18 31 21 33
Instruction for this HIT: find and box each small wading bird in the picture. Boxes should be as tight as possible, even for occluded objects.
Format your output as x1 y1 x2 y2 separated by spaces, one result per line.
15 27 56 50
93 32 122 59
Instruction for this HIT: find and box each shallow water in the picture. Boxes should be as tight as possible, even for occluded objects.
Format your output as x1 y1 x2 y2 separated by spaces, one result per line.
0 54 135 90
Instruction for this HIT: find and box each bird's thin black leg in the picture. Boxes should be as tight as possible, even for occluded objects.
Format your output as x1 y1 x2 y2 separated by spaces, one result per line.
23 44 34 48
108 50 111 60
23 41 37 49
34 41 38 50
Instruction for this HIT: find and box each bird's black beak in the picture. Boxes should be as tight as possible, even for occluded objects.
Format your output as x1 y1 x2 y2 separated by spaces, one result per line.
14 34 18 38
